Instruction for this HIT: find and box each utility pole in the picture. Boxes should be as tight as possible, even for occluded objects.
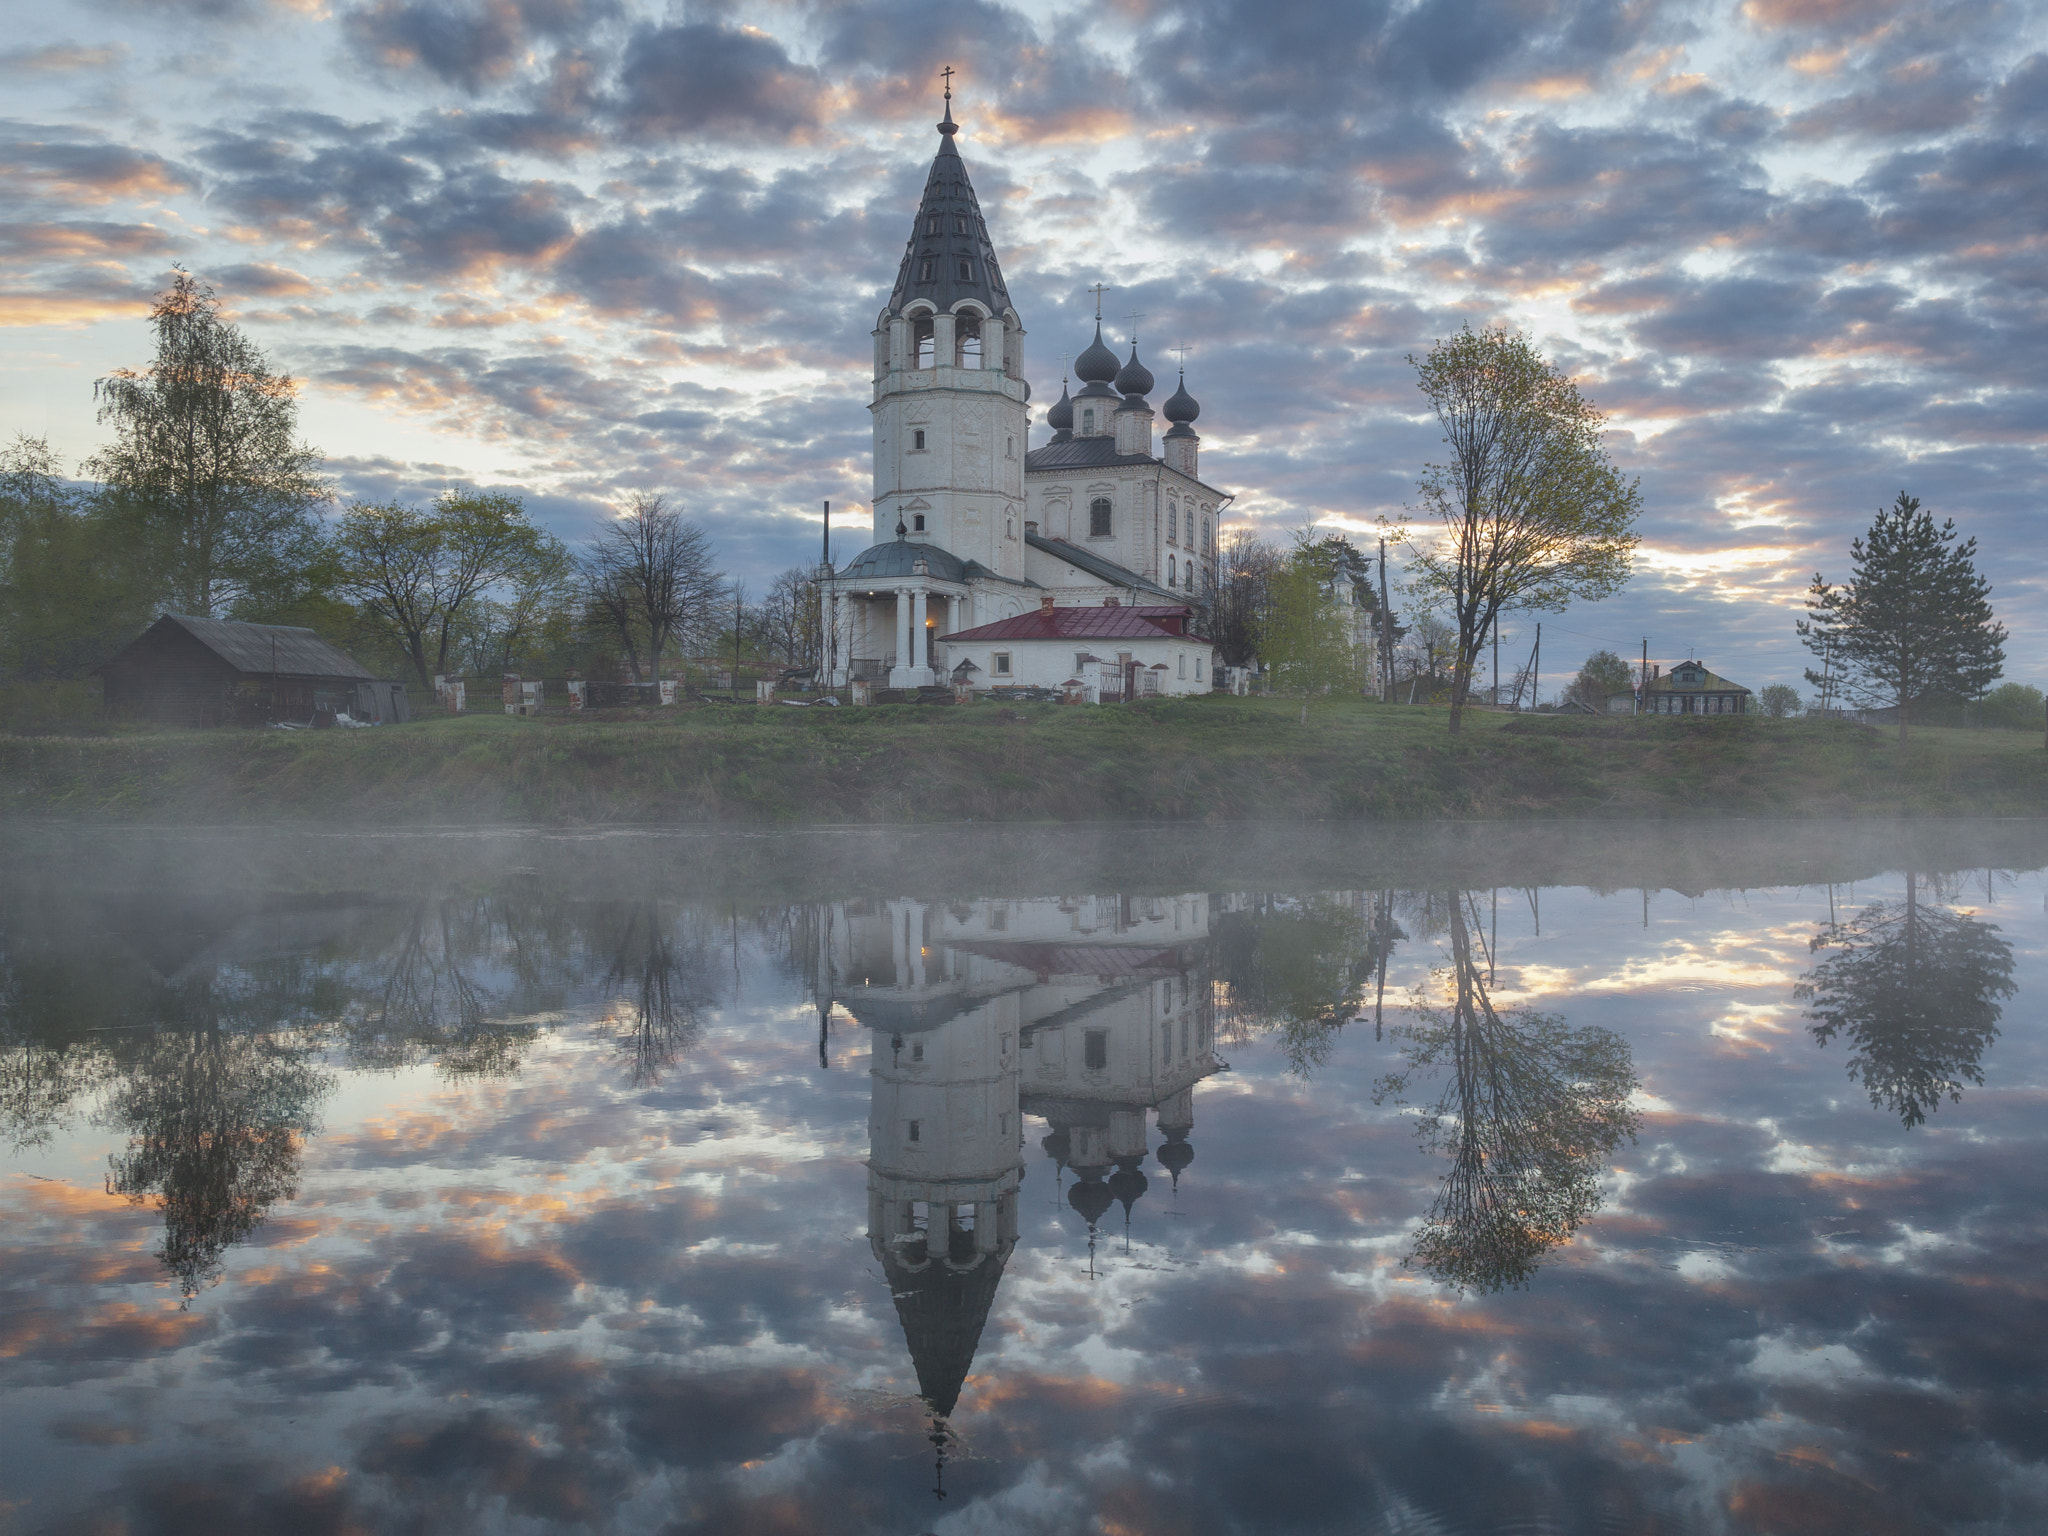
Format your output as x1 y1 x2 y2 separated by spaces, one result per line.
1378 535 1393 703
1532 623 1540 709
1492 617 1499 710
1640 637 1648 716
821 500 835 685
732 586 742 698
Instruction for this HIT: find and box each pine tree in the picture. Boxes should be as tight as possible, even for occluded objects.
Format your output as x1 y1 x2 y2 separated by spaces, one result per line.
1797 493 2005 742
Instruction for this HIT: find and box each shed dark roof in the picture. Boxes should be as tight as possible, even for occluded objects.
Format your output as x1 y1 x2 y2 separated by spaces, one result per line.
1025 532 1180 601
945 603 1206 644
117 615 376 680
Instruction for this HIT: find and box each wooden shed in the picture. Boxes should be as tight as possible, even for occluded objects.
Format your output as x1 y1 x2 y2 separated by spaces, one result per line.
99 615 407 727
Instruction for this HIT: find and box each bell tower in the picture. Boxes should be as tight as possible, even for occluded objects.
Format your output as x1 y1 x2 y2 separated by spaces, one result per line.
871 77 1030 580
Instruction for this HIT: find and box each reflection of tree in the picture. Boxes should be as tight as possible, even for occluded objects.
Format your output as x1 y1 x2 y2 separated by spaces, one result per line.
102 1031 332 1300
1796 872 2014 1128
596 902 717 1085
1376 894 1639 1292
1215 894 1401 1074
349 899 543 1077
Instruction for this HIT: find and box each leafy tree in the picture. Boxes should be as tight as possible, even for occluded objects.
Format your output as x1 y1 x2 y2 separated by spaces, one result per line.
1977 681 2043 732
1406 326 1641 734
1263 535 1364 723
1212 894 1400 1074
1565 648 1633 711
1758 683 1802 719
0 435 156 685
1797 492 2006 743
1376 892 1639 1292
581 492 723 683
87 269 329 618
1796 872 2014 1127
335 490 566 689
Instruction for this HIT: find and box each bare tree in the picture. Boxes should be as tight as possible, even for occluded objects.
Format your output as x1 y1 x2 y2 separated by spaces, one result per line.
760 566 823 668
1206 528 1279 669
582 493 723 683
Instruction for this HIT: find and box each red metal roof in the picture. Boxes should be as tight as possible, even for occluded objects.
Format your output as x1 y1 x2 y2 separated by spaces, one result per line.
944 604 1209 643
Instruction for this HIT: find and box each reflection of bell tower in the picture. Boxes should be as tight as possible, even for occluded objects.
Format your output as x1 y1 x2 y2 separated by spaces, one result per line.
863 964 1022 1423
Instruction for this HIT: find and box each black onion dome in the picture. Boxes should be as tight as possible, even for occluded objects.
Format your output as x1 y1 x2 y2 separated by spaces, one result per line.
1114 345 1154 399
1067 1175 1114 1227
1074 322 1120 386
1158 1131 1194 1186
1108 1159 1149 1218
1045 378 1073 434
1163 372 1200 426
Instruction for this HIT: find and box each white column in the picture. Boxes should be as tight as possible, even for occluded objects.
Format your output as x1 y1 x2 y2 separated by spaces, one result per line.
911 587 929 678
895 589 911 669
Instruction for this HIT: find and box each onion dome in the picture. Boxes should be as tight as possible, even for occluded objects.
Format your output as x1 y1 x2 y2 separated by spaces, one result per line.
1074 321 1121 398
1114 344 1154 401
1163 370 1200 428
1157 1129 1194 1188
1040 1126 1071 1170
1108 1157 1149 1220
1067 1173 1114 1228
1045 377 1074 439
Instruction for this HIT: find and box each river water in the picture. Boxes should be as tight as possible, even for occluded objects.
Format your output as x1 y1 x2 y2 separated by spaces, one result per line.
3 822 2045 1535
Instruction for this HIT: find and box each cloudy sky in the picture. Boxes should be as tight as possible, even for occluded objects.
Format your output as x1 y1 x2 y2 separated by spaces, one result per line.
2 0 2042 692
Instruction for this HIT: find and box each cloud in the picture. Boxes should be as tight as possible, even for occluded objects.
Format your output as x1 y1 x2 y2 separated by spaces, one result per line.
0 42 127 74
613 21 823 142
342 0 618 93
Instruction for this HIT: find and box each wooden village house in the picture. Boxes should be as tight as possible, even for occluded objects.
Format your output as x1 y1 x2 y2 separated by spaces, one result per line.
1610 659 1753 716
99 615 408 727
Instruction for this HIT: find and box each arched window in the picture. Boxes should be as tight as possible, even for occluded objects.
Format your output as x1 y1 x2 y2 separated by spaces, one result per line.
918 258 933 282
1082 408 1095 433
926 215 939 235
1202 518 1210 552
954 315 981 366
1090 498 1112 537
912 316 935 368
957 258 972 281
1167 505 1178 542
1168 555 1177 585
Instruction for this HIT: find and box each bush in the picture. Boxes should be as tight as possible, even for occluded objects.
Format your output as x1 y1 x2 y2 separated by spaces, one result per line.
1758 684 1802 718
1979 682 2044 731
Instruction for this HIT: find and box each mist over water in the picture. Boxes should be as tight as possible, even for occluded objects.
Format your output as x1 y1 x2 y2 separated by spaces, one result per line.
4 823 2046 1535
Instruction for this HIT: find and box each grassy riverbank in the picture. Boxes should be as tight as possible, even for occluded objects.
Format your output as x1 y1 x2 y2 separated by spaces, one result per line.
1 695 2043 826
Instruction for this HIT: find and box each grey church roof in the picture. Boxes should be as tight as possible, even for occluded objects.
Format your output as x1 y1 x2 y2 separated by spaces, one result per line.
1024 437 1160 472
883 100 1013 322
1024 531 1180 601
838 541 969 582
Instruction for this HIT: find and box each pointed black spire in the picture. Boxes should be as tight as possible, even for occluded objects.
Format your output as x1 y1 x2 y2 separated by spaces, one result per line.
883 71 1010 320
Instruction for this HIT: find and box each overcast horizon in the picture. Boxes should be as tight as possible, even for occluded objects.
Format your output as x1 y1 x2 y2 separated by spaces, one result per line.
2 0 2042 694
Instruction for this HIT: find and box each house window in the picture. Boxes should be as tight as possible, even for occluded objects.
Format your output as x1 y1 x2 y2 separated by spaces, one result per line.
913 514 926 531
1178 654 1187 679
1195 656 1204 681
1168 506 1178 542
1090 498 1112 537
993 652 1011 675
1077 653 1091 673
913 429 926 451
1084 1029 1108 1070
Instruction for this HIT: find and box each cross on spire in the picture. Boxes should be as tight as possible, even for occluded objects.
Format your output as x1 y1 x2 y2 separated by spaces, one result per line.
1171 342 1193 373
1124 311 1145 346
940 64 954 103
1087 282 1109 319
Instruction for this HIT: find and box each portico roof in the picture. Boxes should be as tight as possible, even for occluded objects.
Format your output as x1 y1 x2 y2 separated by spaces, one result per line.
836 541 970 582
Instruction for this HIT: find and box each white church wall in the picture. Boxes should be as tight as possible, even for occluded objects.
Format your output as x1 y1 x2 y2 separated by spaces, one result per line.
938 634 1212 697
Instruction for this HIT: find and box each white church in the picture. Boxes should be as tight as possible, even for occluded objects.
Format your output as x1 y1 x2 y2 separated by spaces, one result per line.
820 89 1227 698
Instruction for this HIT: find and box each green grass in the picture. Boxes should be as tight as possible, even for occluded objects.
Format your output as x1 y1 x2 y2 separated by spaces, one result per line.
2 695 2043 825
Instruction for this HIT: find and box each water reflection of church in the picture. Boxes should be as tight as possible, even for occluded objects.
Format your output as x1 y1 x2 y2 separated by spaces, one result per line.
815 894 1223 1417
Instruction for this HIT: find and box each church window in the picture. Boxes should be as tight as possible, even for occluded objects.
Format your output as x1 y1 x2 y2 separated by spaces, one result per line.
926 215 939 235
955 316 981 366
907 1120 922 1143
912 316 935 367
1179 653 1187 679
1007 436 1014 458
913 429 926 451
919 258 934 282
1168 555 1177 585
1168 506 1178 542
1082 408 1095 433
1195 656 1204 681
1084 1030 1108 1070
911 1041 923 1062
1202 518 1211 552
913 514 926 531
957 258 972 280
993 652 1011 675
1090 498 1112 537
955 215 969 233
